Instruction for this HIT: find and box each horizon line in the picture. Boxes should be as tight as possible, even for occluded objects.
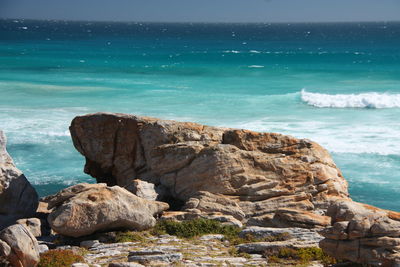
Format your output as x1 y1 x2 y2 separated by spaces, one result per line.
1 17 400 25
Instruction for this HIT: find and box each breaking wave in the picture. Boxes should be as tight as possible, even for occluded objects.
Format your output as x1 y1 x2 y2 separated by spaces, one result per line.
301 89 400 108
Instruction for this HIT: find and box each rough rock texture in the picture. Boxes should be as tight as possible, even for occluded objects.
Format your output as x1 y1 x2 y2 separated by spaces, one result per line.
320 199 400 266
44 183 169 237
125 179 159 201
70 113 349 228
0 130 38 229
237 226 323 254
74 234 270 266
0 224 40 267
128 249 183 264
16 218 41 238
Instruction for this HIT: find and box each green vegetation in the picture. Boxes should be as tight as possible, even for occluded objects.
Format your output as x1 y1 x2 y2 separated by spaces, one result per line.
152 218 241 239
38 250 84 267
114 230 152 243
151 218 291 245
229 232 292 245
266 247 337 266
228 247 252 259
110 219 341 267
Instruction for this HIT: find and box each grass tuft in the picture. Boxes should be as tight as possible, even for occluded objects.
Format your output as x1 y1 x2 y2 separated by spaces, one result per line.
266 247 338 266
152 218 241 239
114 230 151 243
38 249 84 267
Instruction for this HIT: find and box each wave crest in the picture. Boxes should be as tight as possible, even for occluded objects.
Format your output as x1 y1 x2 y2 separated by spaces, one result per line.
301 90 400 108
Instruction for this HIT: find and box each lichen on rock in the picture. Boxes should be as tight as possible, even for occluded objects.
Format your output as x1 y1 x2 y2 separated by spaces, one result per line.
69 112 350 229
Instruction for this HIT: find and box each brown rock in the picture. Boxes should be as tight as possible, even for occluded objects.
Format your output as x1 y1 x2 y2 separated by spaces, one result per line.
69 112 350 228
16 218 41 238
0 130 38 229
0 224 40 267
320 200 400 266
45 183 169 237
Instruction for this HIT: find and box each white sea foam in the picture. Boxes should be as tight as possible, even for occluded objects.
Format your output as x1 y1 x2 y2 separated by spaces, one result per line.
223 50 240 54
301 89 400 108
233 118 400 156
248 65 264 68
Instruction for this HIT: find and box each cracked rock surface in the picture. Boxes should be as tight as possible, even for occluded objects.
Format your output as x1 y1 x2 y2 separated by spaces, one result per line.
320 199 400 266
70 112 349 228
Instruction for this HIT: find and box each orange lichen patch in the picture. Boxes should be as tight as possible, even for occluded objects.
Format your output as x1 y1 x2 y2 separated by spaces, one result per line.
86 188 113 202
387 211 400 221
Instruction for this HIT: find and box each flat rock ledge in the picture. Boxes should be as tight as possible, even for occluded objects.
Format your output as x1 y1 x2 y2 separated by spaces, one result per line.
51 230 313 266
70 112 349 229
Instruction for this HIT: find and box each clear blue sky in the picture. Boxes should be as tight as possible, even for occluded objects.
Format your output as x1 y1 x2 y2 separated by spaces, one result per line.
0 0 399 23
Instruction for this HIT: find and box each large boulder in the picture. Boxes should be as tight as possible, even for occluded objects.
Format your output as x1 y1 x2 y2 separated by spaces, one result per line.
0 224 40 267
0 130 38 229
320 200 400 266
44 183 169 237
69 113 349 228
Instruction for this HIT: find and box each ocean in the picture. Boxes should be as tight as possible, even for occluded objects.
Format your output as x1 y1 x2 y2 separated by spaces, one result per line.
1 19 399 211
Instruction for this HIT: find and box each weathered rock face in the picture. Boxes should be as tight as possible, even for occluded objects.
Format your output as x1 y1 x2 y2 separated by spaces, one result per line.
0 224 40 267
44 183 169 237
0 130 38 229
16 218 41 238
320 199 400 266
70 113 349 228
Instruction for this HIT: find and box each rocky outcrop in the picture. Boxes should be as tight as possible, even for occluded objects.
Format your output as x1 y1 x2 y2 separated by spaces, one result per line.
0 224 40 267
320 199 400 266
0 130 38 229
44 183 169 237
69 113 349 228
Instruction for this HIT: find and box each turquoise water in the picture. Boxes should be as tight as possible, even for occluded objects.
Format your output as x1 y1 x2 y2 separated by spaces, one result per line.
1 19 400 210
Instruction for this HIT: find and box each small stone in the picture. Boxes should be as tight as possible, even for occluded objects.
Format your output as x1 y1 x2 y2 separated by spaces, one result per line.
80 240 100 249
199 234 224 241
71 264 90 267
108 263 145 267
38 244 49 254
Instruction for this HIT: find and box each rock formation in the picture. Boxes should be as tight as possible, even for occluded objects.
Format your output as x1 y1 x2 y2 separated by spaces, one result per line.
44 183 169 237
69 112 349 228
16 218 42 238
0 130 38 229
0 224 40 267
320 199 400 266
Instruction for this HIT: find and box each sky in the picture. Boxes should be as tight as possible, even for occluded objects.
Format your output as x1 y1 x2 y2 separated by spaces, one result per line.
0 0 399 23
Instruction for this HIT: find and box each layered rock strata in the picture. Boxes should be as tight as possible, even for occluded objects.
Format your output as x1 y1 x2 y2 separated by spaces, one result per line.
69 112 349 228
0 130 38 229
320 200 400 266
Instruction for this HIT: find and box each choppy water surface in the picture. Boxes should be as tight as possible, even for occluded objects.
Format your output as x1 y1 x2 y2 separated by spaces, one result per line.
1 19 399 210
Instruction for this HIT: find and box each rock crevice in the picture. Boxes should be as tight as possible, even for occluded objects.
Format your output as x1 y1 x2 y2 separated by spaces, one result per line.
69 112 349 228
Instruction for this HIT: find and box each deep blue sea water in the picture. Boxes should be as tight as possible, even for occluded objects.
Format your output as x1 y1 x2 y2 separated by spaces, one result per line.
1 19 400 210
